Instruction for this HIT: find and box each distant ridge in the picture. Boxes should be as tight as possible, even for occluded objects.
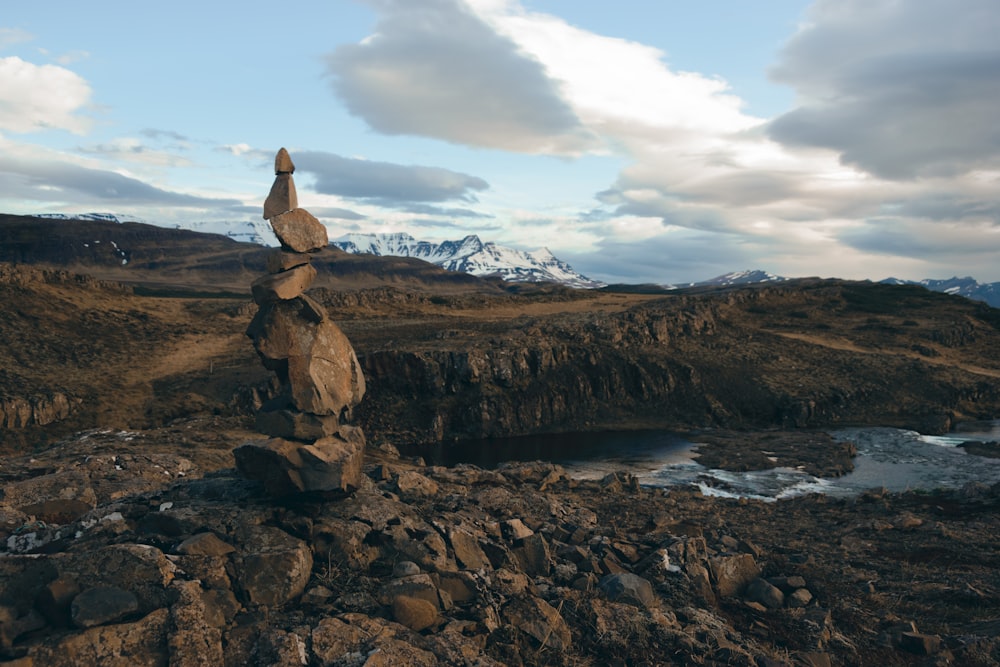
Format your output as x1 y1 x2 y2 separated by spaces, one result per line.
332 232 605 288
671 270 1000 308
19 214 1000 304
33 212 143 224
881 276 1000 308
32 212 275 247
667 269 789 290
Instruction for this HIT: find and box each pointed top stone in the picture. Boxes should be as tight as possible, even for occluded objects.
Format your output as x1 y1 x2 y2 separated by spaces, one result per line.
275 148 295 174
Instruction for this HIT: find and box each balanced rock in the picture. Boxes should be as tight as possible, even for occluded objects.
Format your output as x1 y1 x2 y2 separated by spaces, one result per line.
255 408 342 441
233 427 366 496
266 249 311 274
251 262 317 305
247 298 365 417
263 173 298 220
269 208 328 253
274 147 295 174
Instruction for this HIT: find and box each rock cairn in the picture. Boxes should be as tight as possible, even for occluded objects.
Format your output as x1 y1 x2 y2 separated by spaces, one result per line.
234 148 367 496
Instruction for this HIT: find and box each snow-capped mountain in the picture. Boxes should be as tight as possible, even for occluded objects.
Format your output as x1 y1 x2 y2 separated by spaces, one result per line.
34 212 145 224
173 219 278 247
33 213 278 247
666 270 789 290
333 232 605 288
882 276 1000 308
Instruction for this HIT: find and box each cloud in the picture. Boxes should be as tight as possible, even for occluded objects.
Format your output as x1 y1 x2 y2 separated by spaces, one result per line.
296 150 489 205
54 50 89 66
839 218 1000 259
396 203 494 218
0 28 33 50
768 0 1000 179
217 142 256 157
561 228 760 285
311 206 368 221
0 56 92 134
325 0 595 153
0 151 240 209
141 128 190 143
76 138 193 168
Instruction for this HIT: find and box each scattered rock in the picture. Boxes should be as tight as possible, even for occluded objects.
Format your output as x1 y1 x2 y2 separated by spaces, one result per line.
745 577 785 609
395 470 439 498
598 572 657 608
710 553 760 598
233 526 313 608
392 561 421 578
393 594 439 632
788 587 814 608
311 617 365 664
167 580 224 666
71 586 139 628
448 527 491 571
898 631 942 655
502 596 572 651
175 532 235 557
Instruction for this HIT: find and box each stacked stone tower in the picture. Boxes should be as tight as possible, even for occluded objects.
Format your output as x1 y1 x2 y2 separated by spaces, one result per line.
234 148 367 496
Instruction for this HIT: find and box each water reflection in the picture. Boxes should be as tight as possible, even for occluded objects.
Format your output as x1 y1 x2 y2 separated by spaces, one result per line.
422 421 1000 500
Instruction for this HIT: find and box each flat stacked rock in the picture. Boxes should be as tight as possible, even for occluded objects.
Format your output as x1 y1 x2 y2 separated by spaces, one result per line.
235 148 367 496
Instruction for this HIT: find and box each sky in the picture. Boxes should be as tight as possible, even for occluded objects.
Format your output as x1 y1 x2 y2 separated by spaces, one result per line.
2 0 999 285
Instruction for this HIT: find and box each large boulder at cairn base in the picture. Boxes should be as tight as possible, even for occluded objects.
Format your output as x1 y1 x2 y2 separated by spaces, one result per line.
269 208 328 253
247 298 365 417
233 426 366 496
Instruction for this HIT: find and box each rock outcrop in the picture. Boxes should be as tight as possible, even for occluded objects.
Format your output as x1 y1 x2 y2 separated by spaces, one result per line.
236 148 367 495
0 392 77 430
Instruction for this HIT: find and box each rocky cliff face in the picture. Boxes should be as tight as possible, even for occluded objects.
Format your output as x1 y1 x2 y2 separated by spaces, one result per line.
347 283 1000 448
0 393 78 429
3 257 1000 458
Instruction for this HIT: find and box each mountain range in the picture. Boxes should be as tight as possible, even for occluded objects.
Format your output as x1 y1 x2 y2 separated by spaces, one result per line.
332 232 605 288
25 214 1000 307
880 276 1000 309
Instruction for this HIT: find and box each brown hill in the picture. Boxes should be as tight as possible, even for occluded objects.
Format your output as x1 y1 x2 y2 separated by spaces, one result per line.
0 213 497 294
2 214 999 454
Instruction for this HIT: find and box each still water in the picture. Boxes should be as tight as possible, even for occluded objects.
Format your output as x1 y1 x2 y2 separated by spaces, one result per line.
425 421 1000 501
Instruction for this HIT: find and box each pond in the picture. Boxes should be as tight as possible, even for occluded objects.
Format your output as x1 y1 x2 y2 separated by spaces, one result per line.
418 421 1000 501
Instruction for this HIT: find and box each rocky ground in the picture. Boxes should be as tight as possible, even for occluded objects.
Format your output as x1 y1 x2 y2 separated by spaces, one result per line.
3 226 1000 665
2 416 1000 666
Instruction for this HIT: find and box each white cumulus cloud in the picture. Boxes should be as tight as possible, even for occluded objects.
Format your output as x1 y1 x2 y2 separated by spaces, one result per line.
0 56 92 134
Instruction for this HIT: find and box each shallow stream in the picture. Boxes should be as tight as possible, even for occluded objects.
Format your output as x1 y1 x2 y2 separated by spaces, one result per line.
427 421 1000 501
